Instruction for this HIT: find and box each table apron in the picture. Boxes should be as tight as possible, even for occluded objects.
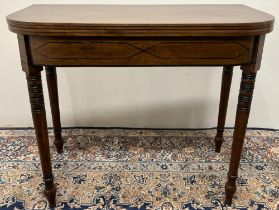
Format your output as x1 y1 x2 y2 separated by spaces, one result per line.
29 36 255 66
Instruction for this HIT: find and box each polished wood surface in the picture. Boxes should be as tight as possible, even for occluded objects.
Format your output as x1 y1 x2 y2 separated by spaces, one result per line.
225 70 257 204
7 4 274 208
45 67 63 153
7 4 274 36
215 66 233 153
29 36 254 66
25 65 57 206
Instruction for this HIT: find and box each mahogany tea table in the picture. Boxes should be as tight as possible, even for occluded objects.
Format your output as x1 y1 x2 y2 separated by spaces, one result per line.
6 4 274 208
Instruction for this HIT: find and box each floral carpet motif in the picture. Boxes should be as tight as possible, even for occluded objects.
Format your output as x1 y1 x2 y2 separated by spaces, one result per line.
0 128 278 209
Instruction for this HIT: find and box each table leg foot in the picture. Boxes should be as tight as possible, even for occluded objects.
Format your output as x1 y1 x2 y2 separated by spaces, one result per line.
46 66 63 154
214 135 224 153
44 177 57 208
225 174 237 205
54 130 63 154
215 66 233 153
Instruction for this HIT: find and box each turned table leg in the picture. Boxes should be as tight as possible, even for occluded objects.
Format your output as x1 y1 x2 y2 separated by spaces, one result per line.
225 70 257 205
45 66 63 153
215 66 233 152
26 68 57 208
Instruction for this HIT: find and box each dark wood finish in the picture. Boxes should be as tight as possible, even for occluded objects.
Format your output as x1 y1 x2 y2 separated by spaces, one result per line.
7 5 274 208
242 35 266 73
225 70 257 205
215 66 233 152
6 5 274 37
17 34 57 208
46 66 63 153
29 36 254 66
225 34 266 205
26 68 56 208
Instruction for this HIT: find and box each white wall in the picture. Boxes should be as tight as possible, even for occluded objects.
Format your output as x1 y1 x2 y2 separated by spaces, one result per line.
0 0 278 129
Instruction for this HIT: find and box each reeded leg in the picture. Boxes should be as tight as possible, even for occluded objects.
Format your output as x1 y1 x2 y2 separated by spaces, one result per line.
26 69 56 208
225 70 257 205
215 66 233 153
45 66 63 153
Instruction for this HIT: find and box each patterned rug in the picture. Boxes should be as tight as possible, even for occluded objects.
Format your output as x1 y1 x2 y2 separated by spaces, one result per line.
0 128 278 210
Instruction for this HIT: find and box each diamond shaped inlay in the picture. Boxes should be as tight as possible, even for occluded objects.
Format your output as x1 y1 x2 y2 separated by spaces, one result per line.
35 42 142 59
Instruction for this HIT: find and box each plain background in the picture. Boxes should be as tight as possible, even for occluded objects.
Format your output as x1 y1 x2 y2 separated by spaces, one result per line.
0 0 278 129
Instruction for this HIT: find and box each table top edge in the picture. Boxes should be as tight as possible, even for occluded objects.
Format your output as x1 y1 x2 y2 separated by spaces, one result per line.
6 4 275 37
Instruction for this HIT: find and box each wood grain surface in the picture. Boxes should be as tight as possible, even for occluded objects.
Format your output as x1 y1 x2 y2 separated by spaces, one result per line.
29 36 254 66
7 4 274 36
